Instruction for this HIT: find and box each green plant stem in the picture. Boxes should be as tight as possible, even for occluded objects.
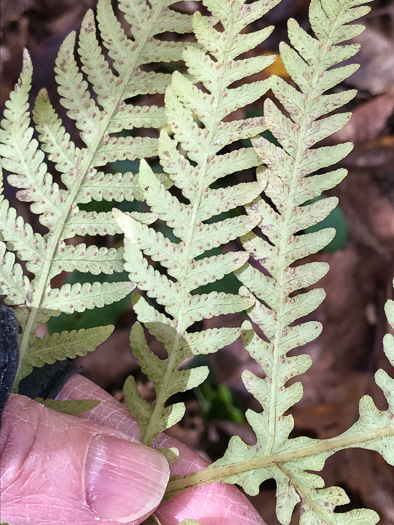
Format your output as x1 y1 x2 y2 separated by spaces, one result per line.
165 425 394 499
13 0 170 390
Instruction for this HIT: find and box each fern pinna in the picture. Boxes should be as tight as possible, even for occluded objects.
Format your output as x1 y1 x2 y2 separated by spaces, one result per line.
115 0 282 446
0 0 200 389
165 0 394 523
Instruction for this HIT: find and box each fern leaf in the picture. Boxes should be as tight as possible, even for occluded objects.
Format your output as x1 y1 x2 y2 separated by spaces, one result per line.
50 244 124 278
63 210 156 239
77 171 137 204
0 243 30 305
0 53 65 227
0 191 45 270
116 0 281 446
174 1 386 522
33 88 80 175
79 9 118 106
238 0 370 462
35 398 100 416
27 326 114 367
0 0 201 390
42 281 135 314
185 252 249 291
55 32 102 146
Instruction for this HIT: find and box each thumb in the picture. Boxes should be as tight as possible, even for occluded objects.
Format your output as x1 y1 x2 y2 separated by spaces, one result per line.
0 394 169 525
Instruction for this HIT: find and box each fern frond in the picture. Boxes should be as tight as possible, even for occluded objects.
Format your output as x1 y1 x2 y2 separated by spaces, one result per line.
1 0 200 389
165 0 391 522
233 0 372 474
0 193 45 270
116 0 281 446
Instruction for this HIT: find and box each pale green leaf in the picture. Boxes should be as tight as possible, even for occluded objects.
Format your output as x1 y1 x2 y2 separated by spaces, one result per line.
1 0 206 395
55 33 102 146
185 327 241 355
77 171 137 203
93 136 158 166
0 198 45 271
132 293 176 328
35 398 100 416
191 215 259 259
33 88 80 175
108 104 167 134
185 252 249 291
0 243 30 304
124 374 153 430
184 292 253 328
79 9 118 106
50 244 124 278
26 325 114 367
63 210 155 239
42 281 135 313
195 181 264 222
96 0 134 77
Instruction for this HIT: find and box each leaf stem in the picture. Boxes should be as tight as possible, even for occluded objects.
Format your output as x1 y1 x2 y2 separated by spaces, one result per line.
165 425 394 498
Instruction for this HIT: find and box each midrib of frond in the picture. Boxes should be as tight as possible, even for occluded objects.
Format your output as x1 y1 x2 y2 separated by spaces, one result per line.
141 8 239 447
15 0 172 388
264 1 349 456
165 424 394 497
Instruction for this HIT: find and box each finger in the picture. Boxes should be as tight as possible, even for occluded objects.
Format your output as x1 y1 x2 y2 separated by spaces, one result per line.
59 375 266 524
0 394 169 525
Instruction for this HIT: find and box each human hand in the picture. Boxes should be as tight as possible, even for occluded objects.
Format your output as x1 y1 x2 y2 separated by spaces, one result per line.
0 374 265 525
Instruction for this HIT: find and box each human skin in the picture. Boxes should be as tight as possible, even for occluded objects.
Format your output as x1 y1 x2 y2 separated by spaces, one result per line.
0 374 265 525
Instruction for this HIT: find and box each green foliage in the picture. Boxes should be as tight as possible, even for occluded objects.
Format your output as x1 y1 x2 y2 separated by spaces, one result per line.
166 1 393 524
115 0 281 446
34 397 100 416
0 0 201 389
199 381 245 424
1 0 394 524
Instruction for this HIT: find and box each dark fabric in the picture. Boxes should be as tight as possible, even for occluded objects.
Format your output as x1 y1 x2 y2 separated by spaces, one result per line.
18 360 83 400
0 303 82 425
0 305 20 426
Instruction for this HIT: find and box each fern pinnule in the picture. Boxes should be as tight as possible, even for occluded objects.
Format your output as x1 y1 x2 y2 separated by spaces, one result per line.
0 0 200 390
115 0 282 446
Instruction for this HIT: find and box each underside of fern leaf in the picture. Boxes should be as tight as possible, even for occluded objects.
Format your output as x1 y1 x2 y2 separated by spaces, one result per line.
0 0 202 389
115 0 282 446
166 0 393 523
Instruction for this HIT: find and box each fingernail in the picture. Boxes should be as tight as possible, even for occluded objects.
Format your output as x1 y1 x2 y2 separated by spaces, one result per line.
85 434 169 523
